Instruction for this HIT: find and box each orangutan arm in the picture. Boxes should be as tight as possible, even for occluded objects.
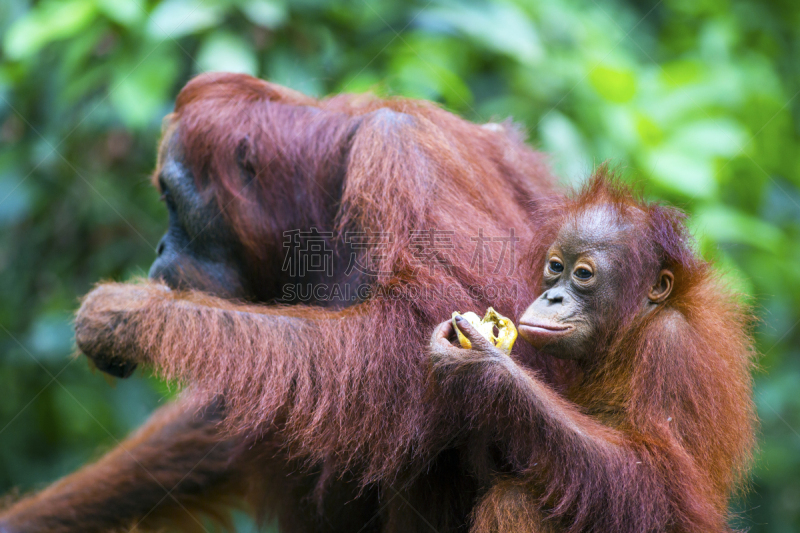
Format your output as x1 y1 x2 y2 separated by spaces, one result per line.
77 280 315 374
74 279 425 478
429 319 719 532
8 275 389 533
75 280 362 403
0 396 244 533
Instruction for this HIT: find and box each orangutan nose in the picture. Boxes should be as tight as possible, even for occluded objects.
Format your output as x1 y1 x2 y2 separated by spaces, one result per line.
543 287 567 305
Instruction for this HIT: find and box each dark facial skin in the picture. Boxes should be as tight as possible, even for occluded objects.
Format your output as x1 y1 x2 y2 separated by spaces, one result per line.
518 206 673 360
149 131 249 299
94 133 250 379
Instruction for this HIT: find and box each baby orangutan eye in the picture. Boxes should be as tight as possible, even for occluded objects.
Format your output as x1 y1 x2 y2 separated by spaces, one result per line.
549 260 564 273
574 267 593 280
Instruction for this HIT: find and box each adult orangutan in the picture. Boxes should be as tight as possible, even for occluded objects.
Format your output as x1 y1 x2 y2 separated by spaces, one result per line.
430 174 756 532
0 73 561 532
1 72 755 532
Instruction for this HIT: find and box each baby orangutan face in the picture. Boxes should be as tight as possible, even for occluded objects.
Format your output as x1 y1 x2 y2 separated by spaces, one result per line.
518 206 674 360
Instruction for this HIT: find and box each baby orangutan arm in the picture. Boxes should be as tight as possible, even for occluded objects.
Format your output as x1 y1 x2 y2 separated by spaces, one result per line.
429 317 718 532
431 317 628 463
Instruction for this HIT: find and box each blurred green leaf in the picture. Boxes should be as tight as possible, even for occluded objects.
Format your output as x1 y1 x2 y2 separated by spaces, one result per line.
660 59 703 88
589 65 636 103
711 250 755 297
237 0 287 29
95 0 144 27
693 204 783 252
146 0 224 39
0 177 31 227
422 2 543 65
539 112 592 185
635 113 664 147
265 50 323 96
26 313 74 360
393 60 472 110
645 149 716 198
197 33 258 76
669 119 748 158
4 0 97 60
109 47 180 128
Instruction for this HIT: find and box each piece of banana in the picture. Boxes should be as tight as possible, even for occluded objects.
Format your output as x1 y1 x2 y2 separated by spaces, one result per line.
451 307 517 354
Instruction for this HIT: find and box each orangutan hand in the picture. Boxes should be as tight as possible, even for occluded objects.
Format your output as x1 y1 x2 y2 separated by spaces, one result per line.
75 282 163 378
429 315 515 378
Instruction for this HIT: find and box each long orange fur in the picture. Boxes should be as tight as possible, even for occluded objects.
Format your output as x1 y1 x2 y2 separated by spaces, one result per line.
0 74 755 533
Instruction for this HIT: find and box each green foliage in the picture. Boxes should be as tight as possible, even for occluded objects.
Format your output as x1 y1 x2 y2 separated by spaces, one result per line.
1 0 799 530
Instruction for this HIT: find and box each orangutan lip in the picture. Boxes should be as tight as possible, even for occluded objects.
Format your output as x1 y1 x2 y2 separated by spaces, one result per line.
518 322 572 335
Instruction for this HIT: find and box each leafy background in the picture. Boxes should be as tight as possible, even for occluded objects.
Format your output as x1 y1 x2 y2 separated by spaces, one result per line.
1 0 799 531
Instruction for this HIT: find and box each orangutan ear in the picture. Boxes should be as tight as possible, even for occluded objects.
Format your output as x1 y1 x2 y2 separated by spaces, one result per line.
648 269 674 303
235 135 256 177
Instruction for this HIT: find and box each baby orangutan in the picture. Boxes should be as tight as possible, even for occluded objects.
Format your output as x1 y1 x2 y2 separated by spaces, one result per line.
430 175 755 533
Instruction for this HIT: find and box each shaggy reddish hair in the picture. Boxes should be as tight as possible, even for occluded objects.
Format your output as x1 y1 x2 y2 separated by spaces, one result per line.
0 73 755 533
140 73 570 481
158 73 557 297
433 171 757 532
2 73 568 533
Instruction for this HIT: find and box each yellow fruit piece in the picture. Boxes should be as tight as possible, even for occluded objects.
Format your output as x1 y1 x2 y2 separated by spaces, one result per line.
451 307 517 354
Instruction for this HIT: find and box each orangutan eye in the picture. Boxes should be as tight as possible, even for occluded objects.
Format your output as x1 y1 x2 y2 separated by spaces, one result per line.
574 267 593 280
158 178 175 208
548 260 564 273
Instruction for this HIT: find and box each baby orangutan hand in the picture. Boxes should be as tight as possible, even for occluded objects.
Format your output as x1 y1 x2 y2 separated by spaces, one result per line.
429 315 517 379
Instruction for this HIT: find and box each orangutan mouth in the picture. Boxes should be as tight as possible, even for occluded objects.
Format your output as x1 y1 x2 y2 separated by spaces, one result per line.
518 321 573 341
